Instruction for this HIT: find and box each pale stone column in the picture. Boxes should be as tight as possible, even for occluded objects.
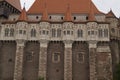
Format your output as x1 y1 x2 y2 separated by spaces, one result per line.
14 40 25 80
88 41 97 80
38 40 48 80
64 41 73 80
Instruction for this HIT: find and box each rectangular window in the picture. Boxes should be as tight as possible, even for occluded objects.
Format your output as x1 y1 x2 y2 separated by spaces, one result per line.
23 30 26 35
91 31 94 35
64 31 66 35
67 30 70 35
104 29 108 37
52 29 56 37
52 52 60 63
19 30 22 34
26 52 34 62
57 29 61 37
88 31 90 35
42 30 46 35
77 52 84 63
46 31 49 35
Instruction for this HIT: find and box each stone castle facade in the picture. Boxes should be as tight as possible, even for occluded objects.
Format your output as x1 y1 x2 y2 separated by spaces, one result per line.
0 0 120 80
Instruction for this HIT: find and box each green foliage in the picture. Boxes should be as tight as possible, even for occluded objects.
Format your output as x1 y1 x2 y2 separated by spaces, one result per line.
114 63 120 80
38 76 44 80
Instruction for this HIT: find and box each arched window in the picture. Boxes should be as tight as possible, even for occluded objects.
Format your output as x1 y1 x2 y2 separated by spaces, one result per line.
10 28 14 37
77 29 83 37
52 29 56 37
42 30 46 35
104 29 108 37
57 29 61 37
5 28 9 37
31 29 36 37
98 29 103 38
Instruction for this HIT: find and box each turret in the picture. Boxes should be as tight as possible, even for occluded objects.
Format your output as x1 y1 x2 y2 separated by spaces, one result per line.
39 3 50 40
63 4 74 41
106 9 119 39
16 7 28 40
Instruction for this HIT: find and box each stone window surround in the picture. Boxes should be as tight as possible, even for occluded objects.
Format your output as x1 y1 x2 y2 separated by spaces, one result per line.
52 52 60 63
77 52 85 63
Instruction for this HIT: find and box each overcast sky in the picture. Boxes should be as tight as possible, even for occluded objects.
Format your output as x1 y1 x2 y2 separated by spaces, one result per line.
20 0 120 17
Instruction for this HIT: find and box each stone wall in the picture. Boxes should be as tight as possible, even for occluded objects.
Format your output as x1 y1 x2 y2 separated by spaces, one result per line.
72 42 89 80
0 41 16 80
97 42 113 80
47 41 64 80
23 41 39 80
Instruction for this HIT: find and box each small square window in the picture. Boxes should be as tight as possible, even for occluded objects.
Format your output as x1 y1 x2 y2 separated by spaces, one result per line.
52 52 60 63
26 52 34 62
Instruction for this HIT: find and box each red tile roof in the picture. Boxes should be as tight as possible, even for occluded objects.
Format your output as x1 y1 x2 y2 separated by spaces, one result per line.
6 0 21 11
64 4 72 21
18 7 27 21
88 1 96 21
41 3 48 21
106 10 116 18
28 0 102 14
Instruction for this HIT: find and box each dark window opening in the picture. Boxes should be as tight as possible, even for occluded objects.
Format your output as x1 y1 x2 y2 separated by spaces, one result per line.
36 16 39 19
86 16 88 20
49 16 52 19
61 17 63 20
56 69 59 72
19 30 22 34
74 17 76 20
8 59 12 62
111 28 115 33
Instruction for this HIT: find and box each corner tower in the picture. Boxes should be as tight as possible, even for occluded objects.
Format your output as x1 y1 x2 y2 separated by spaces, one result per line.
0 0 21 18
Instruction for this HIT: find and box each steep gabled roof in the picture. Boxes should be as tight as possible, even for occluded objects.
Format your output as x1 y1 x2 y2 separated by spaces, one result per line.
41 3 48 21
64 4 72 22
18 7 27 21
28 0 102 14
106 10 116 18
5 0 21 11
88 1 96 21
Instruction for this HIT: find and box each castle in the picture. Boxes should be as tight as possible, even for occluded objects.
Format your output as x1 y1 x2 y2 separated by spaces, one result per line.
0 0 120 80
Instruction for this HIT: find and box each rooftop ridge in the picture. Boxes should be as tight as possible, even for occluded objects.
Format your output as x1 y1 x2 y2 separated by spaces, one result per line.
28 0 103 14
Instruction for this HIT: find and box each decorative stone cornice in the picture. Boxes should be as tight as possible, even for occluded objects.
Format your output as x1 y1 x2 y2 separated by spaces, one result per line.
39 39 48 47
88 40 97 48
64 40 73 48
16 39 25 46
97 46 111 52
